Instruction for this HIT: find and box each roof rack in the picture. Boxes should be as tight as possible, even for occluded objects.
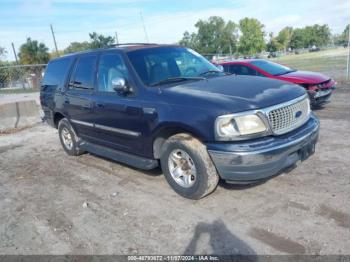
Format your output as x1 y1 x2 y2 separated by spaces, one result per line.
106 43 159 48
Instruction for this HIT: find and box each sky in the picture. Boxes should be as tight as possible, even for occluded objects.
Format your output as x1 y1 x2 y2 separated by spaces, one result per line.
0 0 349 61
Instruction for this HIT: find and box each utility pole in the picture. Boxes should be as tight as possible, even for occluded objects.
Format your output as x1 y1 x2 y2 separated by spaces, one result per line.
140 11 149 43
11 43 19 65
11 43 25 89
347 28 350 80
115 32 119 45
50 24 59 55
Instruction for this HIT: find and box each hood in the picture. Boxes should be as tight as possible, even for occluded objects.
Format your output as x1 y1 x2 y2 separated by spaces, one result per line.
278 70 330 84
161 75 306 113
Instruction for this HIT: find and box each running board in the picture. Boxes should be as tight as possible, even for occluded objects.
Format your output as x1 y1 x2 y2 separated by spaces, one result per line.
79 141 158 170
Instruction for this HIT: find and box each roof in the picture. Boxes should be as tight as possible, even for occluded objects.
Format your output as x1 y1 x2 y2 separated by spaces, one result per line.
55 43 180 60
219 59 262 65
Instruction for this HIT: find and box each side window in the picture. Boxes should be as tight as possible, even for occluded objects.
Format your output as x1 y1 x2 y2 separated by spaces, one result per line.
222 64 230 73
97 53 129 92
43 57 73 88
230 65 259 76
70 55 97 90
228 65 239 74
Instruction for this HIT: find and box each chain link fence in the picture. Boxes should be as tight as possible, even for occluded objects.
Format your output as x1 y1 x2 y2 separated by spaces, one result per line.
0 64 47 90
0 44 348 92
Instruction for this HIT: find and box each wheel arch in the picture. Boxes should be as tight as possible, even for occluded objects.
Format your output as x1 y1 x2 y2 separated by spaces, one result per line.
152 123 206 159
53 111 65 128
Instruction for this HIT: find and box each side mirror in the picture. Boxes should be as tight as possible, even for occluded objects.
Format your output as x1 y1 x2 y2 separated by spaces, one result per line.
112 77 129 93
216 65 224 72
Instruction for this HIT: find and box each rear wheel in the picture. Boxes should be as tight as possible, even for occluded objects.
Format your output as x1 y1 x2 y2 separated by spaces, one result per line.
160 133 219 199
58 118 84 156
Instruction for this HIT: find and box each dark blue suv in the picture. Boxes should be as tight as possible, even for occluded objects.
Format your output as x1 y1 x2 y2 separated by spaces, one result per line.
40 44 319 199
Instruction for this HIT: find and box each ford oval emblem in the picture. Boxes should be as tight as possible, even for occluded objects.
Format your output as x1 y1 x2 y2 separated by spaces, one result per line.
295 111 302 118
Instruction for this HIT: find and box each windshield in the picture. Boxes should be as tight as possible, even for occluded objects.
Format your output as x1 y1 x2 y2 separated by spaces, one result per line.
250 60 295 76
127 47 224 86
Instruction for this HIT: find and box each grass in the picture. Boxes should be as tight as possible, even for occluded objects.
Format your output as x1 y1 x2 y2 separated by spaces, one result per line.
271 47 349 82
0 88 39 94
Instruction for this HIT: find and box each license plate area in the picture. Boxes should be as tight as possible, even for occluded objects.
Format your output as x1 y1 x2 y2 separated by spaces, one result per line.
298 142 316 161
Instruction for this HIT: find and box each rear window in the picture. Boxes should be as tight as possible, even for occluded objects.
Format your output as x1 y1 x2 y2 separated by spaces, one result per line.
43 57 73 87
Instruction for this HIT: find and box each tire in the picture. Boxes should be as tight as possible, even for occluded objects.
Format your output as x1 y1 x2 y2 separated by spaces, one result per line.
160 133 219 199
58 118 84 156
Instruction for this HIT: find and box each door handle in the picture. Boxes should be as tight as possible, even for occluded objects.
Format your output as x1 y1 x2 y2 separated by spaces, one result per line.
82 104 92 110
96 103 105 108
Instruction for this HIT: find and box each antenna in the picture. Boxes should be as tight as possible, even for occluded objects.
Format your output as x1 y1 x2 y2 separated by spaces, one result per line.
115 31 119 45
140 11 149 43
347 26 350 80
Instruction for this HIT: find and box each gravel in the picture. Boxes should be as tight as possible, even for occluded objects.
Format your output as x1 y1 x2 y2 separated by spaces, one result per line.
0 85 349 255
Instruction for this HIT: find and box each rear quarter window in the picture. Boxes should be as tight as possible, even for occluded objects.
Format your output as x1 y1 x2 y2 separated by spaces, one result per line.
42 57 73 89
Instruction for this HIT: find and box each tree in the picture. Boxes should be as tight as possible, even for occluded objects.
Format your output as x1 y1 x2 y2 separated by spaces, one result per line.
290 24 331 49
238 18 265 56
49 50 65 59
64 32 115 54
18 38 49 89
64 41 90 54
88 32 115 49
290 28 305 49
179 16 238 54
179 31 198 50
315 24 331 46
303 24 331 47
334 24 350 46
0 47 6 61
18 38 50 64
266 33 283 52
276 27 293 51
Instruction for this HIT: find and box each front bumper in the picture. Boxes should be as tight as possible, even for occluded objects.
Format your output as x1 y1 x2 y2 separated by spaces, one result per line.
309 87 335 107
207 114 320 183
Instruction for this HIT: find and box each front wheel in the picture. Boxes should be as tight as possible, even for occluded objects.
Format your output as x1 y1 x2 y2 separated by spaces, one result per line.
160 134 219 199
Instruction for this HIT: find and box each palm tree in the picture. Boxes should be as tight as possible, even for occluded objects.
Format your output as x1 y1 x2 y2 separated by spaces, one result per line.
0 46 6 61
18 38 50 89
18 38 50 64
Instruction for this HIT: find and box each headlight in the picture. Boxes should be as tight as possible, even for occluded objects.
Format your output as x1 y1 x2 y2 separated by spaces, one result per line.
215 113 268 141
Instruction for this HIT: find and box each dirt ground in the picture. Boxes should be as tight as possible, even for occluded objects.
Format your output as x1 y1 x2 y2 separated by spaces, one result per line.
0 85 349 255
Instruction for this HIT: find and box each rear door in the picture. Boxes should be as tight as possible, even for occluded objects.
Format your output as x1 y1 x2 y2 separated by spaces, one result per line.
63 54 98 141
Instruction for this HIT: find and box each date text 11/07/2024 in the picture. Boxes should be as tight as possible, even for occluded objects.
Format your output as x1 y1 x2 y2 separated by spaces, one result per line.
127 255 220 261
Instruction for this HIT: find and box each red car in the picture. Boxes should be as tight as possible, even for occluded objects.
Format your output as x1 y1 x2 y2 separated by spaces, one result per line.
219 59 336 107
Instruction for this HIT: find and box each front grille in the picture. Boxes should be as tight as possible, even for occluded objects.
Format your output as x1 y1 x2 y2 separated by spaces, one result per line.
267 96 310 135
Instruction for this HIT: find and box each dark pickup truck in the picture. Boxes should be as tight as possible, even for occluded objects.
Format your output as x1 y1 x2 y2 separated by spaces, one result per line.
40 44 320 199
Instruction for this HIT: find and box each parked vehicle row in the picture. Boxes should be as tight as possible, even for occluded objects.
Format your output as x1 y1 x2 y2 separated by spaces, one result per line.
41 44 320 199
218 59 336 108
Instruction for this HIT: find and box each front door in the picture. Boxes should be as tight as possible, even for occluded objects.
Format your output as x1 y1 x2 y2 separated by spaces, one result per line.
92 51 147 155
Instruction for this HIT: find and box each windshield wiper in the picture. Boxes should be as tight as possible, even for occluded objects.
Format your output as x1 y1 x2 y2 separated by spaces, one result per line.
199 70 222 77
149 77 205 87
